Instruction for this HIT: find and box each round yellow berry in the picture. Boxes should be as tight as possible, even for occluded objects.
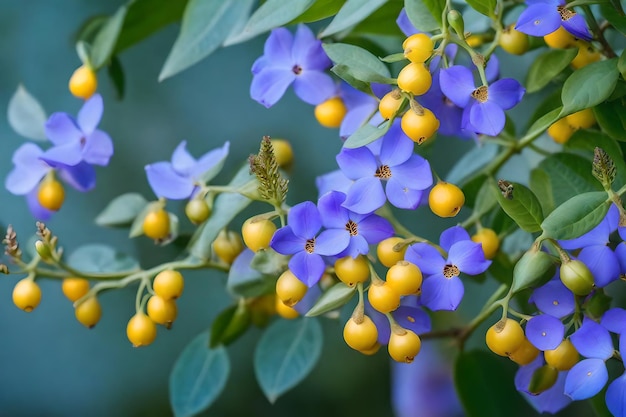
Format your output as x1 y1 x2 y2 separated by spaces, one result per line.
69 65 98 100
401 107 440 144
367 282 401 313
379 90 404 120
334 255 370 287
38 179 65 211
314 97 347 128
428 182 465 218
397 63 432 96
271 139 294 167
343 315 379 351
547 118 576 144
62 277 90 302
566 108 596 130
571 42 601 69
471 228 500 259
543 26 576 49
127 313 157 347
185 199 210 225
485 318 525 356
212 230 244 264
242 218 276 252
385 261 422 296
544 339 579 371
499 26 529 55
12 279 42 312
388 329 421 363
275 269 308 307
142 208 170 240
402 33 434 63
275 296 299 319
153 270 184 300
75 296 102 328
508 337 540 365
377 237 407 268
147 295 178 329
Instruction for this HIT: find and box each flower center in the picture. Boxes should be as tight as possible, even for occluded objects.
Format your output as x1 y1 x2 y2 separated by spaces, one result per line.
375 165 392 179
443 264 460 278
471 86 489 103
345 220 358 236
80 137 86 147
292 64 303 75
305 238 315 253
558 6 575 21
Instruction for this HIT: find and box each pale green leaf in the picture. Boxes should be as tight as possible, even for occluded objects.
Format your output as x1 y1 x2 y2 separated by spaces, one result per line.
526 48 577 93
91 5 128 69
67 244 139 273
343 120 391 148
7 85 47 140
560 58 619 117
404 0 439 31
306 283 356 317
320 0 387 37
541 191 609 240
95 193 149 227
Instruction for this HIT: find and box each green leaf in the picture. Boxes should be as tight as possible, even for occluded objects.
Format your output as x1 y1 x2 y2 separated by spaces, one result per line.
594 99 626 142
323 43 391 87
560 58 619 117
525 106 562 141
465 0 496 17
601 3 626 36
210 303 251 348
290 0 347 23
107 56 125 99
619 49 626 78
320 0 387 37
404 0 439 31
526 48 578 93
343 120 391 148
331 64 395 89
537 152 604 206
188 164 255 259
159 0 253 81
541 191 610 240
351 0 404 36
91 5 128 69
170 332 230 417
472 180 498 217
227 249 275 297
455 350 535 417
527 88 562 128
250 249 289 276
565 129 626 188
492 180 544 233
380 52 406 63
306 283 356 317
254 318 323 403
530 168 556 215
95 192 149 227
446 143 499 186
67 244 139 273
224 0 316 45
7 85 47 140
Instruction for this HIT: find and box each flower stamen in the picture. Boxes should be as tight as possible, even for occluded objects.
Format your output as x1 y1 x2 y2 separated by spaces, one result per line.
345 220 358 236
375 165 392 179
471 86 489 103
443 264 460 278
305 238 315 253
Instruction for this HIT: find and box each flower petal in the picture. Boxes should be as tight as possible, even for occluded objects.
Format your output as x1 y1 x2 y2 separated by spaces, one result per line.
356 214 394 244
59 162 96 192
564 358 608 400
41 142 84 167
288 201 322 238
601 308 626 334
570 317 614 360
468 101 505 136
515 3 561 36
393 306 431 334
270 226 303 255
83 130 114 166
405 243 445 275
379 121 414 166
45 113 82 145
439 66 475 108
316 169 353 196
293 70 336 105
77 94 103 134
5 166 48 195
315 228 350 256
606 373 626 417
288 251 325 287
317 191 350 228
562 14 592 41
342 177 386 214
578 245 620 288
342 235 370 258
526 314 565 351
171 141 196 176
191 141 230 180
336 146 378 180
396 8 418 36
250 68 295 108
390 154 432 190
292 24 331 70
530 277 575 318
515 357 572 414
448 240 491 275
385 178 424 210
489 78 525 110
145 161 194 199
440 225 471 253
421 274 464 311
263 27 294 65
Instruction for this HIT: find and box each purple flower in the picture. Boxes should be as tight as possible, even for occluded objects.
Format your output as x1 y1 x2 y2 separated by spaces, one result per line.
529 276 575 318
41 94 113 168
250 24 335 108
515 0 592 41
606 374 626 417
515 357 572 413
439 66 525 136
405 226 491 311
270 201 345 286
338 82 385 140
317 191 394 258
145 141 229 200
336 121 432 214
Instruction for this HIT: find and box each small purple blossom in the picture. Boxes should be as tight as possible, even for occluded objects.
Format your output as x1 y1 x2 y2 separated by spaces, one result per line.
526 314 564 351
439 65 524 136
145 141 229 200
250 24 335 108
515 0 592 41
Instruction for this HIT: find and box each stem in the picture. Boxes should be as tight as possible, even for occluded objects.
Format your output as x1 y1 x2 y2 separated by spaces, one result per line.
580 5 617 58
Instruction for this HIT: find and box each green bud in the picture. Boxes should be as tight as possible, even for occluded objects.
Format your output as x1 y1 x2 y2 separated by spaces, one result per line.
510 245 556 294
35 240 52 261
447 10 465 39
528 365 559 395
185 198 211 225
584 290 612 320
560 259 594 296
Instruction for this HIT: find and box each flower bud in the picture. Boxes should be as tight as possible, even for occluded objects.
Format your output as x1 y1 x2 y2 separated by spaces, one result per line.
447 10 465 39
560 259 594 296
510 246 555 294
35 240 52 261
528 365 558 395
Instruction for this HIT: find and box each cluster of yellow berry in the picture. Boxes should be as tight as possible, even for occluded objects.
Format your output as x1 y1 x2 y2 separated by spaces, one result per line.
543 27 601 69
547 107 597 144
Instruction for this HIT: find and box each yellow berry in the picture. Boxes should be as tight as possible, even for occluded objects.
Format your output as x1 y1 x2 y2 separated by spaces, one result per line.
314 97 347 128
566 108 596 130
471 228 500 260
368 282 401 313
12 279 42 312
401 107 440 144
185 199 210 225
385 261 422 296
547 118 576 144
543 26 576 49
428 182 465 218
544 339 579 371
499 26 529 55
379 90 404 120
126 313 157 347
377 237 407 268
69 64 98 100
571 42 601 69
343 315 379 351
334 255 370 287
275 296 299 319
270 139 294 167
75 296 102 328
508 337 540 365
147 295 178 329
242 218 276 252
388 329 421 363
153 270 184 300
62 277 90 302
38 179 65 211
142 208 170 240
275 269 308 307
397 63 432 96
212 230 244 264
359 343 381 355
485 318 525 356
402 33 434 63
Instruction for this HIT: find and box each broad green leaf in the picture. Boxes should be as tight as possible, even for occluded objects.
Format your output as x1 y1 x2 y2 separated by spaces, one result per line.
537 153 603 206
560 58 619 117
424 0 445 25
159 0 252 81
67 244 139 273
320 0 387 37
210 303 251 348
601 3 626 36
461 174 488 209
465 0 496 17
227 249 275 297
107 56 125 99
528 88 562 128
254 318 323 403
7 85 47 140
344 120 391 148
455 350 535 417
306 283 356 317
446 143 499 186
472 180 498 217
594 100 626 142
351 0 404 36
95 192 149 227
170 332 230 417
91 5 128 69
530 168 556 215
404 0 439 32
524 106 562 141
290 0 346 23
115 0 188 52
323 43 391 84
526 48 578 93
566 130 626 187
224 0 316 45
331 63 395 86
541 191 609 240
619 49 626 79
188 164 255 260
492 180 544 233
